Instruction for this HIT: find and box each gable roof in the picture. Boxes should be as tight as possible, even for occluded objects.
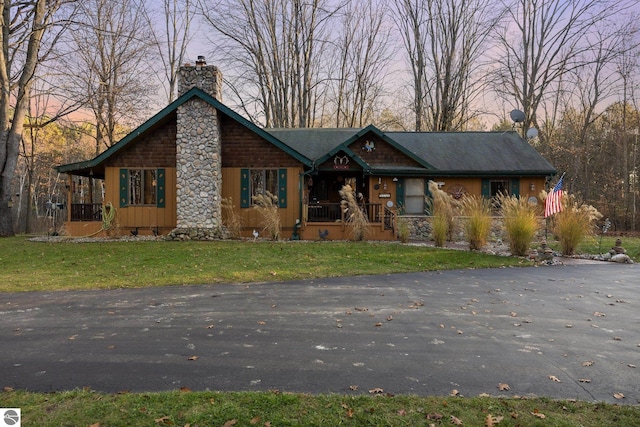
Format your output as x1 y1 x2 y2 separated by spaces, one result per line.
57 88 312 178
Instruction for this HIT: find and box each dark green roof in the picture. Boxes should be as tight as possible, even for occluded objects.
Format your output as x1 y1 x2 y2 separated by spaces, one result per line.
266 128 361 161
388 131 556 175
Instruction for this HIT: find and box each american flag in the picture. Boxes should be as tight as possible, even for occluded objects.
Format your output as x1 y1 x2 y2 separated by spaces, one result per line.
545 175 564 218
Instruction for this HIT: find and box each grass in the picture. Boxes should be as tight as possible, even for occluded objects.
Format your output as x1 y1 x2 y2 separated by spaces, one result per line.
1 388 639 427
0 236 530 293
2 234 639 425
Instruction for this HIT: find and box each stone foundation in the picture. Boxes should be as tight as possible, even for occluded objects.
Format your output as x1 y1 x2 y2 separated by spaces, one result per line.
166 227 226 241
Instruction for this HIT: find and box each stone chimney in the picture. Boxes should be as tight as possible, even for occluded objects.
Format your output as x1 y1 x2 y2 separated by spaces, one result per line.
170 57 224 240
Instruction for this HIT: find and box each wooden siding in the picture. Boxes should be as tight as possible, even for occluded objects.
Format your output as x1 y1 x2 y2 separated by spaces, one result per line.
221 115 302 168
222 167 302 236
104 119 177 168
349 135 422 167
104 167 177 233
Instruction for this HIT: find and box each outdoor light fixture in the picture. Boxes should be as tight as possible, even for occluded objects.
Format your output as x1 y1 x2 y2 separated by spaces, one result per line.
392 177 398 182
530 183 536 191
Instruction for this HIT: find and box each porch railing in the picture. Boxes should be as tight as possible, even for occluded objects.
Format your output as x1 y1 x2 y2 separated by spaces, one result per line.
305 202 387 224
70 203 103 222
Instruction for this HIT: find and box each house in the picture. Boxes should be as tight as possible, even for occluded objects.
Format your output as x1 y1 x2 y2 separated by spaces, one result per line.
56 60 556 241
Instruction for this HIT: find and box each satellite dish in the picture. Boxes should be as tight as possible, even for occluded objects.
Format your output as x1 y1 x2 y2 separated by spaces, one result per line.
510 109 525 123
526 128 539 139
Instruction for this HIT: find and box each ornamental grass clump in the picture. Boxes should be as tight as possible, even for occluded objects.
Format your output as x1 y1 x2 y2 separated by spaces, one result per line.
499 194 539 256
549 192 601 255
221 197 243 239
339 184 369 241
252 191 281 240
426 181 457 247
459 195 492 250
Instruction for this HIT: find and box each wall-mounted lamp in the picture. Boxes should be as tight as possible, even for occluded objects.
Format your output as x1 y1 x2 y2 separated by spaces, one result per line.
383 181 388 190
392 177 398 182
530 183 536 191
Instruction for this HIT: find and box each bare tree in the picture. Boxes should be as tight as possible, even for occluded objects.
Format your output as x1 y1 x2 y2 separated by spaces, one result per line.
64 0 157 153
0 0 73 237
325 0 393 128
145 0 194 103
492 0 637 138
393 0 501 131
198 0 340 128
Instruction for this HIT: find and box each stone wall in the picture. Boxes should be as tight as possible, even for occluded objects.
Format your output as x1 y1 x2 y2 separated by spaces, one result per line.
169 62 225 240
400 215 549 244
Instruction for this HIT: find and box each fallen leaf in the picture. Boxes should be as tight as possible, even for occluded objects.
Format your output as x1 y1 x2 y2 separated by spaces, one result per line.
375 322 382 327
154 415 172 423
426 412 443 420
565 324 573 328
3 386 14 392
264 422 272 427
179 386 191 392
369 387 384 394
451 415 463 425
497 383 510 391
578 379 591 383
386 315 393 321
187 356 199 361
89 423 100 427
478 393 490 397
250 416 261 424
257 321 266 325
457 330 463 334
582 360 594 367
628 364 636 368
206 324 215 329
548 375 561 382
450 389 460 396
349 385 358 391
613 336 622 341
531 410 546 419
346 408 354 418
222 420 237 427
397 409 406 416
485 414 504 426
355 307 369 312
510 312 518 317
613 393 625 399
594 311 606 317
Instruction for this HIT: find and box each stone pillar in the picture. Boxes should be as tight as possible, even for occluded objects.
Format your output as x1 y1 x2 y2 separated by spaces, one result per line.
169 58 225 240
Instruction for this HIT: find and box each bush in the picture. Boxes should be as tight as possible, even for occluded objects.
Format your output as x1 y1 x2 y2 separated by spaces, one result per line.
426 181 457 246
550 193 601 255
395 204 410 243
221 197 243 239
252 192 281 240
459 195 492 250
499 194 539 256
339 184 369 241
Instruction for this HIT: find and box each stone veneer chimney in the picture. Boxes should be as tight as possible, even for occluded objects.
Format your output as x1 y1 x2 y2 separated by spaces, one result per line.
169 57 224 240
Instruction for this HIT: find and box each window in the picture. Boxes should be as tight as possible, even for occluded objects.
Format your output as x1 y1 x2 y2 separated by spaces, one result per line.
129 169 157 205
404 178 425 214
250 169 278 201
490 180 509 198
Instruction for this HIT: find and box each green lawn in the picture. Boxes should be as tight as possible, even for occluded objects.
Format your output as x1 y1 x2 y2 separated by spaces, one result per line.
2 235 638 426
0 236 531 293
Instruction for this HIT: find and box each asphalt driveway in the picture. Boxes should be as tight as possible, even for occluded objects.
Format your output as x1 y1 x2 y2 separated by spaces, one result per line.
1 263 638 403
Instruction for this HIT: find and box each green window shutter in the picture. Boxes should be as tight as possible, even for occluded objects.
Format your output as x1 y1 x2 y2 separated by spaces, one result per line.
396 178 405 211
119 169 129 207
510 178 520 198
481 179 490 198
156 168 166 208
240 168 250 208
278 168 287 208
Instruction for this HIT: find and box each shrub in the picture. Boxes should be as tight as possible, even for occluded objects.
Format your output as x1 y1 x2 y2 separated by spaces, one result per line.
459 195 492 250
252 192 281 240
550 193 602 255
426 181 457 246
339 184 369 241
221 197 243 239
499 194 539 256
395 203 411 243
